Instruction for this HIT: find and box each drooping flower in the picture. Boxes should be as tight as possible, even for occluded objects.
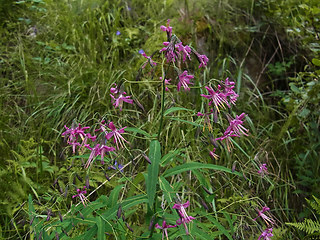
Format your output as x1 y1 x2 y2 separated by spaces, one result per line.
173 201 195 235
177 71 194 91
175 42 191 62
209 148 219 160
72 186 89 206
141 52 157 68
160 19 173 38
62 124 94 153
220 77 239 105
197 54 209 68
105 122 129 149
258 163 268 176
253 206 274 225
258 228 273 240
155 220 177 240
200 86 229 112
85 143 115 168
110 83 134 111
160 41 178 63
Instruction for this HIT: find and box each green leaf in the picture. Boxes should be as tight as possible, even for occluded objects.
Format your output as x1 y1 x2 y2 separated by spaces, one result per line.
102 195 148 220
107 184 124 208
163 162 242 178
169 117 201 127
206 214 233 239
164 107 195 116
96 217 105 240
312 58 320 66
159 176 175 203
147 140 161 209
160 149 182 166
125 127 151 137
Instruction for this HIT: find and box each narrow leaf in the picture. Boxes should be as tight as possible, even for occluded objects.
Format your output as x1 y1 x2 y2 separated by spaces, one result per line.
163 162 242 178
164 107 194 116
147 140 161 209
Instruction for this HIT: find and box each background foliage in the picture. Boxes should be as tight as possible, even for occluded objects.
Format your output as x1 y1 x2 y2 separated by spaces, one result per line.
0 0 319 239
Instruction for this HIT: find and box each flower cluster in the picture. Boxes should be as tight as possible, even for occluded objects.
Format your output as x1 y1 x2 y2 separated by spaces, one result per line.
253 206 275 239
110 83 133 111
156 200 195 238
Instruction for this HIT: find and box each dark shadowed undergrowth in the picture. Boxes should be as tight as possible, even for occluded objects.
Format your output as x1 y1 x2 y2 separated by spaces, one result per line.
0 0 319 239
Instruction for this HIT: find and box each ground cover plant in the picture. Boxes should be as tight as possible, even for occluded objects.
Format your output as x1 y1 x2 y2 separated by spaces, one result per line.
0 0 319 239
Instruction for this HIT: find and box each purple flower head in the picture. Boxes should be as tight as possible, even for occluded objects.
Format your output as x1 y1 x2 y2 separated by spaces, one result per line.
138 49 144 54
221 77 239 105
85 143 115 168
110 84 133 111
173 201 195 235
258 228 273 240
160 41 178 63
200 86 229 112
160 19 173 38
141 52 157 68
175 42 191 62
62 124 93 153
214 113 248 151
253 206 274 225
116 30 121 35
155 220 177 240
177 70 194 91
258 163 268 176
197 54 209 68
72 186 89 206
209 148 219 160
105 122 129 149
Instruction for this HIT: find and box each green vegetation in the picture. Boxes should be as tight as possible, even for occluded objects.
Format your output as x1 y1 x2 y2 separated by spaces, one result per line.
0 0 319 239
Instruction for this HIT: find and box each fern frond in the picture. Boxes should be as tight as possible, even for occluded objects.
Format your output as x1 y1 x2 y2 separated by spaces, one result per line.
307 196 320 216
286 219 320 235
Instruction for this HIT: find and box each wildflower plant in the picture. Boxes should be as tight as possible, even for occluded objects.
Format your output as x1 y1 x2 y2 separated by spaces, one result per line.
25 18 270 240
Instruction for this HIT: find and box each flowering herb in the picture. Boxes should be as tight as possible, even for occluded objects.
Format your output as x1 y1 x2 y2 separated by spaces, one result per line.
155 220 176 240
258 228 273 240
177 70 194 91
172 201 195 235
258 163 268 176
72 186 89 206
85 143 115 168
253 206 274 225
110 83 134 111
105 122 129 150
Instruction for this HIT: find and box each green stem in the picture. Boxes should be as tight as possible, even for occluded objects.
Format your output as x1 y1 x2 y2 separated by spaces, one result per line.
157 60 170 140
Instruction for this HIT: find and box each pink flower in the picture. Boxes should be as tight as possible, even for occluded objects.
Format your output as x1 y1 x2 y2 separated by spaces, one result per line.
73 186 89 206
173 201 195 235
85 143 115 168
197 54 209 68
105 122 129 149
160 41 178 63
110 83 133 111
221 77 239 105
141 52 157 68
62 124 94 153
160 19 173 38
200 86 229 112
175 42 191 62
177 71 194 91
155 220 176 240
258 228 273 240
258 163 268 176
253 206 274 225
209 148 219 160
